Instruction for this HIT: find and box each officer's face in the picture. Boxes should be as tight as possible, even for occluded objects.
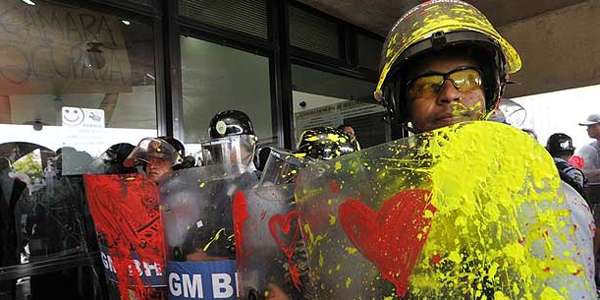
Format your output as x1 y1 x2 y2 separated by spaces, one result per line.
405 55 486 133
145 157 172 182
586 123 600 139
341 126 355 137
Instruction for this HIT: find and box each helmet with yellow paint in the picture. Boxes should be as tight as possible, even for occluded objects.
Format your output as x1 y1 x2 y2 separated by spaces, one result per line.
375 0 521 126
296 127 359 160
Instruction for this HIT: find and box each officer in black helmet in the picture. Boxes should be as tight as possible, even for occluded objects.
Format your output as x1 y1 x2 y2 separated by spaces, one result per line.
96 143 137 175
202 110 259 173
295 127 359 161
546 133 586 196
242 127 359 300
208 110 255 139
163 110 259 262
124 137 187 183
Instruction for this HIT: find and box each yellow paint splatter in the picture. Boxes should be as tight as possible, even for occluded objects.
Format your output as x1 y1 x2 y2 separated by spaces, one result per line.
328 214 336 225
493 291 511 300
408 122 588 298
344 247 358 255
334 161 342 171
293 152 307 159
305 136 319 142
344 277 352 288
327 133 340 142
540 287 565 300
202 228 225 252
447 251 461 264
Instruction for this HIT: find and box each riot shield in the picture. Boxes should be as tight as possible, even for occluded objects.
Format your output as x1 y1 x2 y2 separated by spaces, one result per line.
84 174 166 299
235 148 311 299
258 148 305 187
234 184 313 300
160 165 258 300
295 121 595 299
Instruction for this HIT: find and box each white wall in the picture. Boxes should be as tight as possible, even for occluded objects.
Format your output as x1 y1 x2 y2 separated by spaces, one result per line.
499 0 600 97
512 84 600 149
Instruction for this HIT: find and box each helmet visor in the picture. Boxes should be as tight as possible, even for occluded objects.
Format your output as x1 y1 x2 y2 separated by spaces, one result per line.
123 138 183 168
200 135 257 170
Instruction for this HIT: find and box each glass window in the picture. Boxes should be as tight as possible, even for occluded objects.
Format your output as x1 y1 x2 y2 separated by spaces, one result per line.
0 0 158 152
0 1 158 299
180 36 274 151
356 33 383 70
292 64 389 148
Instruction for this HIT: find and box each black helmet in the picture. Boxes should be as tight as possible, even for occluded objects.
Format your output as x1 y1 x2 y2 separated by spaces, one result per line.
158 136 185 157
123 138 183 168
104 143 135 163
296 127 359 160
546 133 576 157
208 110 255 139
100 143 136 174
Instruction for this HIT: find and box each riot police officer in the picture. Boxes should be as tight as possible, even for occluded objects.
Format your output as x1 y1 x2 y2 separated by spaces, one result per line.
201 110 259 173
295 127 359 161
124 137 187 183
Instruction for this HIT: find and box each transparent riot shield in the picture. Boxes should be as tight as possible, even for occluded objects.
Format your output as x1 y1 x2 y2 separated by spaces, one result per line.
258 148 305 187
160 165 258 300
235 148 313 300
84 174 166 300
0 143 105 300
234 184 311 300
295 121 594 299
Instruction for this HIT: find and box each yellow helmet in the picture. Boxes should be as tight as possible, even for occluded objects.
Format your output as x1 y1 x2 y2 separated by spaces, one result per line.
374 0 521 123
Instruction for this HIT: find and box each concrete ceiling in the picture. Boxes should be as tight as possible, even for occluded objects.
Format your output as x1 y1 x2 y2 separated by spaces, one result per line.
298 0 588 36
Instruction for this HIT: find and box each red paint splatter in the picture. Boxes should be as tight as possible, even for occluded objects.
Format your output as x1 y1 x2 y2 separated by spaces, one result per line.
232 191 249 266
568 155 584 169
84 174 166 300
543 266 551 272
329 180 341 194
338 189 435 298
268 210 303 289
431 254 442 266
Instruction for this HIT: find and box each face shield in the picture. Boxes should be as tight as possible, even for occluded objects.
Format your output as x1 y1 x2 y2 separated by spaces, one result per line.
258 148 307 186
123 138 183 168
200 135 257 172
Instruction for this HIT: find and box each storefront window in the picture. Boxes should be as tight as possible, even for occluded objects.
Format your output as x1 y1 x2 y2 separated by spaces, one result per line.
292 65 389 148
0 0 158 155
0 1 158 299
180 36 273 150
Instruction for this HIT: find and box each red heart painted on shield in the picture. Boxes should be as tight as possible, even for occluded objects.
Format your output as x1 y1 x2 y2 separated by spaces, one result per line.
338 189 435 297
268 210 303 288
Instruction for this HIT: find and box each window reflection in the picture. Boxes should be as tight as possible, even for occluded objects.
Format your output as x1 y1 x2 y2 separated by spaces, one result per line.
292 65 389 148
0 1 158 299
180 36 274 150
